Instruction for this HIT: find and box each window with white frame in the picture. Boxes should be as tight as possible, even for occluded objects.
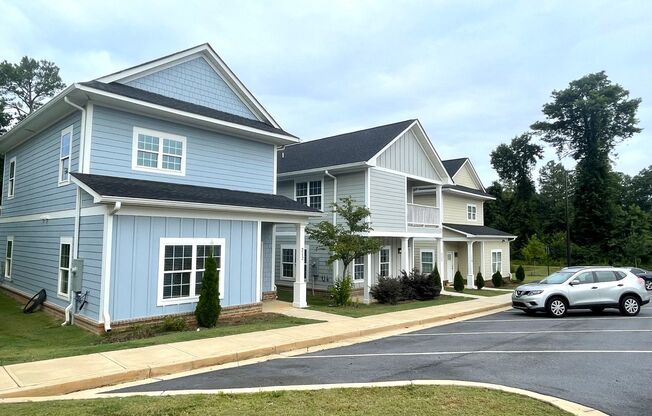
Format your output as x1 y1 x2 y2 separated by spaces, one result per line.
132 127 186 175
420 250 435 273
7 157 16 199
58 237 72 298
295 180 322 209
158 238 224 305
379 247 391 277
59 126 73 185
280 245 308 280
491 250 502 274
467 204 477 221
353 256 365 280
5 236 13 279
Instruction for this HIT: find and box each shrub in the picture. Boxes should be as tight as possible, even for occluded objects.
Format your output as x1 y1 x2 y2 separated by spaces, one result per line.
475 270 484 290
403 268 441 301
492 270 503 288
370 276 403 304
515 265 525 282
432 264 442 288
195 254 221 328
330 275 354 306
163 316 187 332
453 270 465 292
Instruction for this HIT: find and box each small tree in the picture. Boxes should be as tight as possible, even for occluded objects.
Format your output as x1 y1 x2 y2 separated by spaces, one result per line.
431 264 442 289
522 235 547 270
475 269 485 289
195 254 221 327
515 265 526 282
453 270 465 292
492 270 503 288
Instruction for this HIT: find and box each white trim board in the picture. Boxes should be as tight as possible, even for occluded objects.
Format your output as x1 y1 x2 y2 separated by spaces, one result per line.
0 206 107 224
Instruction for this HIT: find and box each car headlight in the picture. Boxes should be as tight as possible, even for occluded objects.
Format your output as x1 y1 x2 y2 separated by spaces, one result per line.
529 290 543 295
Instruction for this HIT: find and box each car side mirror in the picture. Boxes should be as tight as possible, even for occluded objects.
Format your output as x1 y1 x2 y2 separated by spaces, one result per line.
569 279 580 286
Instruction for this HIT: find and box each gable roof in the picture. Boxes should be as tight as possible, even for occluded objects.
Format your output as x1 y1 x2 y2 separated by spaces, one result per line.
443 184 494 200
278 120 415 174
443 223 516 239
71 173 319 215
442 158 468 177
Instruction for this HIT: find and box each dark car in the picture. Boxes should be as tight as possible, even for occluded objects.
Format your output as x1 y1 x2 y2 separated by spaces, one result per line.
627 267 652 291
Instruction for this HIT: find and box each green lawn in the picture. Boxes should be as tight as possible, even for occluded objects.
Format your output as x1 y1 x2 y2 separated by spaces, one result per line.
277 289 471 318
448 288 510 297
0 292 320 366
0 386 571 416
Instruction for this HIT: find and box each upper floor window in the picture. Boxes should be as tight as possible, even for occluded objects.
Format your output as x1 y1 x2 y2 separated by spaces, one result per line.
7 157 16 199
296 180 322 209
132 127 186 176
59 126 73 185
467 204 477 221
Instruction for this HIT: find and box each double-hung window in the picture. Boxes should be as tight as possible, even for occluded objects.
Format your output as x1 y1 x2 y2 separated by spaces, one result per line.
59 126 73 185
5 236 13 279
295 180 322 209
58 237 72 298
353 256 364 281
133 127 186 175
158 238 224 305
420 250 435 273
379 247 391 277
280 245 308 280
467 204 477 221
7 157 16 199
491 250 502 274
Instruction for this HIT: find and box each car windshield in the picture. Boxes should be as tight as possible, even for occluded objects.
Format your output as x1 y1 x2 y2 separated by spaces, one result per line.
539 272 574 284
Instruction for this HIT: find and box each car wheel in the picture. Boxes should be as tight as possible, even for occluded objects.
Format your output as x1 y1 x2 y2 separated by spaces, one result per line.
645 280 652 291
590 307 604 313
546 297 567 318
619 295 641 316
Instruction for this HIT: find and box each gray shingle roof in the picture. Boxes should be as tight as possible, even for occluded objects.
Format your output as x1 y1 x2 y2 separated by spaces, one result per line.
277 120 415 174
443 223 515 237
443 184 493 198
80 81 295 137
71 173 319 213
441 158 468 177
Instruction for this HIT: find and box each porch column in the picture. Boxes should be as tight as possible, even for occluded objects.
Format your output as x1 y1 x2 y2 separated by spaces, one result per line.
466 241 474 288
401 237 409 272
363 252 372 304
293 223 307 308
436 185 443 226
437 238 445 281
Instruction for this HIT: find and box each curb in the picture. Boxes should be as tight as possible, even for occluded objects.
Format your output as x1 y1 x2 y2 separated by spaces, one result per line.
0 301 511 399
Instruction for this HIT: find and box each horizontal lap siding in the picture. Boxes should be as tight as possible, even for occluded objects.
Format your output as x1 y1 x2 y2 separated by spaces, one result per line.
110 215 258 321
413 239 438 273
443 194 484 225
77 215 104 320
453 164 480 189
370 168 405 232
90 106 274 193
124 57 256 120
0 218 75 311
2 113 80 216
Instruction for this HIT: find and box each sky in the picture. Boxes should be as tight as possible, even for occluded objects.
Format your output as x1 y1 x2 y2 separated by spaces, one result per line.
1 0 650 184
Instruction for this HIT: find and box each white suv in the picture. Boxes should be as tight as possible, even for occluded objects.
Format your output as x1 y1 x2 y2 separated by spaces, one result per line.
512 266 650 318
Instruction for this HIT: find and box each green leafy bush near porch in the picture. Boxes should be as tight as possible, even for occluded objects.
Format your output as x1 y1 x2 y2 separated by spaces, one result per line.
371 269 441 304
492 271 503 288
432 264 442 288
330 276 354 306
453 271 465 292
370 276 403 305
475 270 485 290
515 265 526 282
195 255 221 328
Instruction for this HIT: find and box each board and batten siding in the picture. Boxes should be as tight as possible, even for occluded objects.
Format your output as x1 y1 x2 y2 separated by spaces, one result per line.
124 57 256 120
89 106 274 193
369 168 405 232
109 215 258 322
442 193 484 225
376 129 440 180
453 164 481 189
77 215 104 320
1 112 81 217
261 222 273 293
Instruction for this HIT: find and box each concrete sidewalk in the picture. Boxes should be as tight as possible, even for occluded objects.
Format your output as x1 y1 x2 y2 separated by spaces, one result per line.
0 294 511 399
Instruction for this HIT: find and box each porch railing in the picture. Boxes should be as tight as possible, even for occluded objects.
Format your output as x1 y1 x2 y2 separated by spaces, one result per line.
407 203 440 227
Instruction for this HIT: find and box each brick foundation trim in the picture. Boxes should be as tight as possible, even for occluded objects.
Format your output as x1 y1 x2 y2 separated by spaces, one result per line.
262 291 277 301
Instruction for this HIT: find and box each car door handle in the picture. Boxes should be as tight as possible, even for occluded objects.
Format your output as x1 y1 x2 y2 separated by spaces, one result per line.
617 284 624 287
591 287 598 289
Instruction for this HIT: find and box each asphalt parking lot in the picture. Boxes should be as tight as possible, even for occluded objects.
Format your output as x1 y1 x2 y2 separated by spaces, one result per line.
114 307 652 416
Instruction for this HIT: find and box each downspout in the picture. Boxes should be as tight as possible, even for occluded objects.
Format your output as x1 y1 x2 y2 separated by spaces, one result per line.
102 201 121 332
62 97 86 326
324 170 338 280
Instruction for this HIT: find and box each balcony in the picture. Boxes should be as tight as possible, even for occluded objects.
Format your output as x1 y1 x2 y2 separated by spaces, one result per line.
407 203 440 227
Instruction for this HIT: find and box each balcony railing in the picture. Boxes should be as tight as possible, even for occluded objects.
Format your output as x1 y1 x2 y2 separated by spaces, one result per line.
407 203 440 227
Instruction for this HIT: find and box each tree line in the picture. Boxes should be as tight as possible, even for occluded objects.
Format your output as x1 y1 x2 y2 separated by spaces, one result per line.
485 71 650 268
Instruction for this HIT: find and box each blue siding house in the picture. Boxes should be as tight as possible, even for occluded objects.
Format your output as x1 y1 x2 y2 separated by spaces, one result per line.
0 44 318 332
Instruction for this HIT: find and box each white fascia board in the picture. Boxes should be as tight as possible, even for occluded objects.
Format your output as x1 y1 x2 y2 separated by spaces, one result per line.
70 176 103 202
277 162 369 178
75 84 298 146
442 225 515 240
411 120 455 185
367 230 442 238
443 187 495 201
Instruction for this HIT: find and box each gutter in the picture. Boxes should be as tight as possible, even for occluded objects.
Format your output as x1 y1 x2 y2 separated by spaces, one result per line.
101 201 121 332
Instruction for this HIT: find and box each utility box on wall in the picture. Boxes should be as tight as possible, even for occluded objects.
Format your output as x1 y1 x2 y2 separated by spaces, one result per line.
71 259 84 293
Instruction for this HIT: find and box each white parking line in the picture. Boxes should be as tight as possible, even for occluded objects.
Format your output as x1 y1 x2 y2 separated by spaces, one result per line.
463 316 652 323
398 329 652 336
293 350 652 359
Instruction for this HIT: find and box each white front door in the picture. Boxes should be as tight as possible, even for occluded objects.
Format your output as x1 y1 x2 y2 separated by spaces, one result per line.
446 251 455 282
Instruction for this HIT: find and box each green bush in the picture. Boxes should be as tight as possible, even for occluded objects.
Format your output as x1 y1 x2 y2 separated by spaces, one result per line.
515 265 525 282
330 275 354 306
475 270 484 290
401 269 441 301
432 264 442 288
370 276 403 304
453 270 465 292
492 271 503 288
163 316 187 332
195 255 221 328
